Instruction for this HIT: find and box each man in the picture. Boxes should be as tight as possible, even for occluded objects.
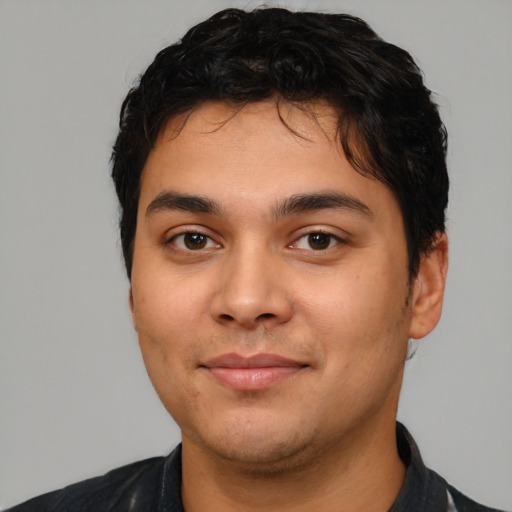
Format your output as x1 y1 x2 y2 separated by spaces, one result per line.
7 7 507 512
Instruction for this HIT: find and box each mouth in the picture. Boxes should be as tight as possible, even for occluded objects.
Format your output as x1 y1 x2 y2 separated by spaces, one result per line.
201 353 308 391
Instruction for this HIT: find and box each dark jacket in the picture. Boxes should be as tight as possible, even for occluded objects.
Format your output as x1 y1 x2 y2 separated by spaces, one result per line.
7 424 507 512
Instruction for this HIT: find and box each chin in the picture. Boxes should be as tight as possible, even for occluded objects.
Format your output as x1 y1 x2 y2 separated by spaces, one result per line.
188 414 320 472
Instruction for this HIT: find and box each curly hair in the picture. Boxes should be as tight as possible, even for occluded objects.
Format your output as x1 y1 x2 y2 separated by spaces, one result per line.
111 7 448 278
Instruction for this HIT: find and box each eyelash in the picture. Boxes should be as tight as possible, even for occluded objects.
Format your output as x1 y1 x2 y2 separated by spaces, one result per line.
289 231 344 251
165 229 345 253
167 231 220 251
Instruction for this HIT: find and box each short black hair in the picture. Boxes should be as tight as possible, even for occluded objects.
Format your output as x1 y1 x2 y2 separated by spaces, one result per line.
111 7 448 278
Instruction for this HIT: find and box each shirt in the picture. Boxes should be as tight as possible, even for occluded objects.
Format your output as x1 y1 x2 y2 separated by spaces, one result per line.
6 423 507 511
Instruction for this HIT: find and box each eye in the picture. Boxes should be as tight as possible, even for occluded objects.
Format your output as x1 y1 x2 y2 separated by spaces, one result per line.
170 232 219 251
292 232 341 251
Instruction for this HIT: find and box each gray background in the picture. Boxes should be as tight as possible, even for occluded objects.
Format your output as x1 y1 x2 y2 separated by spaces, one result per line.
1 0 511 509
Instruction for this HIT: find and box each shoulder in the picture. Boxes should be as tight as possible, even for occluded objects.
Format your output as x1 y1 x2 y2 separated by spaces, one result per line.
6 455 168 512
447 484 510 512
394 424 509 512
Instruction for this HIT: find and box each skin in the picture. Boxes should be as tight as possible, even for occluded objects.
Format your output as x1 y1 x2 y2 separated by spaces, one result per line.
130 100 448 511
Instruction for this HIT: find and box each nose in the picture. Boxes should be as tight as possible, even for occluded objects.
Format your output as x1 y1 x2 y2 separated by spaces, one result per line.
210 248 293 329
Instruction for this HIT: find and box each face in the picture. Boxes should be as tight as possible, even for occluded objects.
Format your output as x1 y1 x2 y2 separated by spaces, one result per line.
130 101 433 470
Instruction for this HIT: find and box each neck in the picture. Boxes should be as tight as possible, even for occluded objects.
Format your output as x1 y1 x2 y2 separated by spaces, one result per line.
181 414 406 512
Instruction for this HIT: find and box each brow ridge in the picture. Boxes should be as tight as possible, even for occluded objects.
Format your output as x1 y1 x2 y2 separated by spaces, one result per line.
146 191 221 216
145 190 372 220
273 192 372 219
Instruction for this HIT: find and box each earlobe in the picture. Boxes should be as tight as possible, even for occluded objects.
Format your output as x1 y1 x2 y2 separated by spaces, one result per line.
409 233 449 340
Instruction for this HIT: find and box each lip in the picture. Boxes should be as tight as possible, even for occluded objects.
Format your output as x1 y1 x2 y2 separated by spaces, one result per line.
201 353 307 391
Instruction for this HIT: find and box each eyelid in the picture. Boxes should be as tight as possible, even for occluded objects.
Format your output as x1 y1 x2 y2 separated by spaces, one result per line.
292 234 339 250
172 233 219 251
288 227 349 250
163 226 221 250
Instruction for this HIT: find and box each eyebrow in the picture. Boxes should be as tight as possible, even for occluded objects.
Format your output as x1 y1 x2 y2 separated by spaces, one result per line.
273 192 372 220
146 191 221 217
145 190 372 220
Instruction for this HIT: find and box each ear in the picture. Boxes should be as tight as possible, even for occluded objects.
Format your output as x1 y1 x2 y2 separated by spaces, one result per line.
409 233 449 340
129 288 138 332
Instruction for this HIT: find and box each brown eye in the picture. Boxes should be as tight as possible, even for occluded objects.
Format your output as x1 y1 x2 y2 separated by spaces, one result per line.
307 233 332 250
290 231 342 251
170 232 218 251
183 233 208 250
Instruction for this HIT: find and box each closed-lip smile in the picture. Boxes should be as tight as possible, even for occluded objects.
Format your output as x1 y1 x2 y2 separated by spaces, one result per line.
201 353 307 391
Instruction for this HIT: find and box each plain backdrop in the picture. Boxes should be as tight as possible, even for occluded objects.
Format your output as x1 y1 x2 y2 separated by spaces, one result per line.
1 0 511 509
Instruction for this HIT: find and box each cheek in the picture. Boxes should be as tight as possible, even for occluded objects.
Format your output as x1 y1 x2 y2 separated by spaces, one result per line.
132 266 208 335
131 264 220 384
299 263 410 359
133 289 202 421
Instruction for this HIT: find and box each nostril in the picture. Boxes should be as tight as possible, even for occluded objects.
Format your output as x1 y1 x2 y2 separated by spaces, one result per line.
257 313 275 320
219 314 235 321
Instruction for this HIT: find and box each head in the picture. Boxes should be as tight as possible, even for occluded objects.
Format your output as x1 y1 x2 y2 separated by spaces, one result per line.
111 7 448 281
111 7 449 476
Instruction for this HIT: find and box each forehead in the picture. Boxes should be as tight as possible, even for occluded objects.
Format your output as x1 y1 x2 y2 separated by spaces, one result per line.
139 100 398 220
156 100 340 153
